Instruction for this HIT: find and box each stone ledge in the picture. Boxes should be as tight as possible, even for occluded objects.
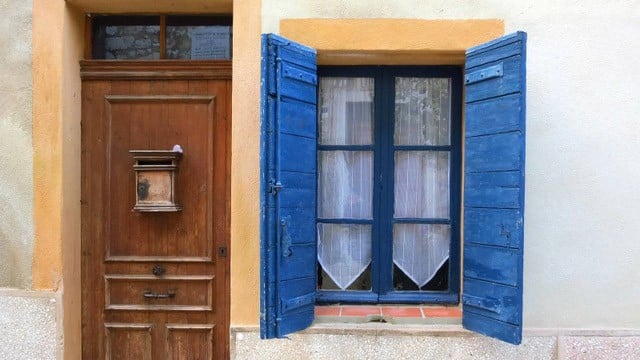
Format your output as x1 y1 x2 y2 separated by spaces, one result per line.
0 290 60 360
0 288 58 298
558 336 640 359
231 326 640 359
232 323 471 337
232 324 640 338
231 329 556 360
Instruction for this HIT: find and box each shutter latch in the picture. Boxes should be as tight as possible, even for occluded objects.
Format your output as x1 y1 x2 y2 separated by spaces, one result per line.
268 178 284 194
280 217 292 257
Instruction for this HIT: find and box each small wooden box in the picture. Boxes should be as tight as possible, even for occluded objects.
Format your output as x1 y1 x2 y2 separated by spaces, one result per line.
130 150 182 212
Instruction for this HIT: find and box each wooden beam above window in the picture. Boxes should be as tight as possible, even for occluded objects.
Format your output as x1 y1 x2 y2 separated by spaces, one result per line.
67 0 232 14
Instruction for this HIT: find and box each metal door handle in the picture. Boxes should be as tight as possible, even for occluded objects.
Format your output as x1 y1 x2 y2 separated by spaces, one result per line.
143 291 176 299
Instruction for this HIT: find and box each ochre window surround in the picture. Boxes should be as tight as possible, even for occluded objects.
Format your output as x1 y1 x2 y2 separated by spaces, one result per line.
280 19 504 65
276 17 505 314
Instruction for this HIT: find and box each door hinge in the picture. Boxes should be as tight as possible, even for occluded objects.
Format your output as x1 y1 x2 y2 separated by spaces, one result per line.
268 178 284 195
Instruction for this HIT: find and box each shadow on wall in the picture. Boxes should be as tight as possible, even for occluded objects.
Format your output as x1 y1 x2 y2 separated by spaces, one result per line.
0 0 34 290
0 119 34 290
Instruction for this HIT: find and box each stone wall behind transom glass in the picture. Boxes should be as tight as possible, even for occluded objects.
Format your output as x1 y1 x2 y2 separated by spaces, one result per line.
101 25 161 59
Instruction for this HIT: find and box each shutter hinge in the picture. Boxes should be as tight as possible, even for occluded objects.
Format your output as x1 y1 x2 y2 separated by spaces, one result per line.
464 63 503 85
268 178 284 195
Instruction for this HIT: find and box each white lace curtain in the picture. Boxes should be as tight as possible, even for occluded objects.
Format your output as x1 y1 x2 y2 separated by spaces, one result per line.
393 78 451 287
318 78 374 290
317 76 452 290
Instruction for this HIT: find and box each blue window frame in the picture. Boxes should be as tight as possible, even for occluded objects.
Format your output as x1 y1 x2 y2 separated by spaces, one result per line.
316 66 462 304
260 32 527 345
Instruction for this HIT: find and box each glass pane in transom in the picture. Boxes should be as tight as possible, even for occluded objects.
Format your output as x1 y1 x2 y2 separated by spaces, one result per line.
319 78 374 145
167 26 232 60
394 77 451 145
394 151 450 218
92 16 161 60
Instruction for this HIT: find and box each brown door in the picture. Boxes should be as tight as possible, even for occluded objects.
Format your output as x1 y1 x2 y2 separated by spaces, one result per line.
81 61 231 359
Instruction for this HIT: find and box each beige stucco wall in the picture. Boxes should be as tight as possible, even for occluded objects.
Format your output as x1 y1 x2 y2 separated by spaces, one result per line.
259 0 640 329
0 0 33 289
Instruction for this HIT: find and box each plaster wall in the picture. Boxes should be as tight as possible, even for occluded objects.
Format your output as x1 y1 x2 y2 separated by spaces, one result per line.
0 289 59 360
0 0 34 289
257 0 640 329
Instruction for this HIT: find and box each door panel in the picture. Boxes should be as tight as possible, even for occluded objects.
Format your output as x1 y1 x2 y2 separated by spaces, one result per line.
106 94 215 260
82 62 230 359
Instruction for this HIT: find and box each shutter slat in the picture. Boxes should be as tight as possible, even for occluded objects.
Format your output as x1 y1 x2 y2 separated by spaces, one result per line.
465 132 524 173
465 56 522 103
464 278 521 324
465 32 524 67
464 244 519 287
464 208 523 248
280 99 316 138
260 33 318 339
465 171 522 209
278 134 316 172
463 31 527 345
465 94 521 137
463 311 522 345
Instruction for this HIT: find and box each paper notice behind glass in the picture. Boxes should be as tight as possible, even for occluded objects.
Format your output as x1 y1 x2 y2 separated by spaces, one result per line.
191 26 231 59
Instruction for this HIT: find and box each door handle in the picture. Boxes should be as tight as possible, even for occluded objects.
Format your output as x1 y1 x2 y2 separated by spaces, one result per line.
143 291 176 299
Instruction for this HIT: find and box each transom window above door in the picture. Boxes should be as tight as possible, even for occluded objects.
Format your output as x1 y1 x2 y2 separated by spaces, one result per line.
88 15 232 60
316 66 462 304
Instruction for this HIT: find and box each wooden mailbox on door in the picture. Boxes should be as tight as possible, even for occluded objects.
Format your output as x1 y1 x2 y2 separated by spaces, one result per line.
130 147 183 212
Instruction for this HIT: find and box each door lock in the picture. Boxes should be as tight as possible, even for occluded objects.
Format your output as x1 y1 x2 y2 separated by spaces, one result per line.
218 246 227 257
152 265 166 276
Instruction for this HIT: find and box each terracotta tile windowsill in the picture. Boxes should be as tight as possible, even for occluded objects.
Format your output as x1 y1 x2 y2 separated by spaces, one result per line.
314 306 461 325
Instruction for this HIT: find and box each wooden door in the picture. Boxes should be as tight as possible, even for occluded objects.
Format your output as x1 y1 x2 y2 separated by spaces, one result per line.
81 61 231 359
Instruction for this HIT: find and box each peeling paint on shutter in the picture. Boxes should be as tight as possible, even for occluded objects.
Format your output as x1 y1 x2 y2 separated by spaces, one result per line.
463 32 527 345
260 34 318 339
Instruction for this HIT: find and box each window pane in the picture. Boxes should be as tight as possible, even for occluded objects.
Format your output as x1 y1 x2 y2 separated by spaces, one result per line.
394 77 451 145
394 151 450 218
318 151 373 219
319 78 374 145
166 26 232 59
317 224 372 291
319 264 371 291
393 262 449 291
393 224 450 290
92 17 160 60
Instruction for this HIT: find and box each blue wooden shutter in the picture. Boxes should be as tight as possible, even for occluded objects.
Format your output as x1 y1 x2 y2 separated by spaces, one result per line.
462 32 527 345
260 34 318 339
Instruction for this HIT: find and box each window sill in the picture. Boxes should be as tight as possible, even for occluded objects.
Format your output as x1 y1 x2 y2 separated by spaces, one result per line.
314 305 461 326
